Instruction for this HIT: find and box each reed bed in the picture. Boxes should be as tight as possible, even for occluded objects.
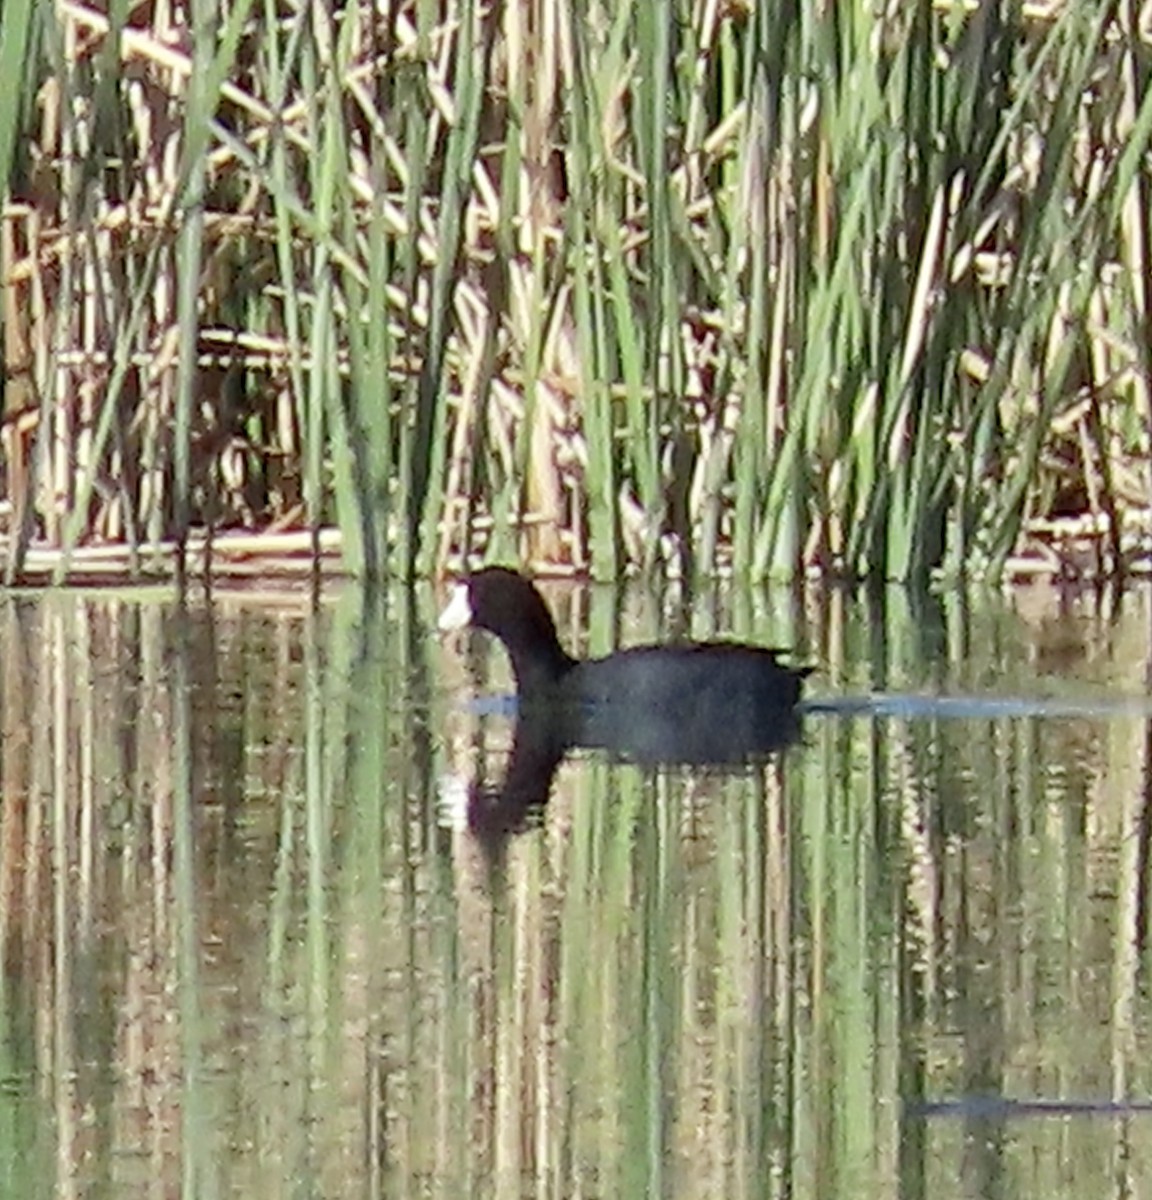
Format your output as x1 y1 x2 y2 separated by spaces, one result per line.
3 1 1152 582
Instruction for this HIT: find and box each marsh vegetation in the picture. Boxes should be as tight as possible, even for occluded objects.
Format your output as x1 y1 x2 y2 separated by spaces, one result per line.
3 1 1152 582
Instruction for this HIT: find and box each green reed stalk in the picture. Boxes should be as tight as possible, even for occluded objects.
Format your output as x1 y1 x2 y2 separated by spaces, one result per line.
345 200 394 584
729 94 770 577
0 0 34 201
483 0 529 562
302 36 330 579
320 10 369 579
171 0 219 575
566 43 619 576
390 7 433 577
408 0 494 578
630 1 675 568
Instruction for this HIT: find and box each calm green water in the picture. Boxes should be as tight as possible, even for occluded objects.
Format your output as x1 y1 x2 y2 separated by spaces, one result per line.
0 580 1151 1198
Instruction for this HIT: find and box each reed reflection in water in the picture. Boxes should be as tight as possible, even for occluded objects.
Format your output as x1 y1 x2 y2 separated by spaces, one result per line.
0 583 1151 1198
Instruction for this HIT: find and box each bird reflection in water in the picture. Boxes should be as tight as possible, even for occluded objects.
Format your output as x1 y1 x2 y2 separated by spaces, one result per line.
439 702 804 841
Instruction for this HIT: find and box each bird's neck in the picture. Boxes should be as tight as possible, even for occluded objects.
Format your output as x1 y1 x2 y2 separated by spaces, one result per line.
504 640 576 697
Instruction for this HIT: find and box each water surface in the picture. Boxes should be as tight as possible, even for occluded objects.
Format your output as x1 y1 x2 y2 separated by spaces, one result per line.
1 580 1150 1197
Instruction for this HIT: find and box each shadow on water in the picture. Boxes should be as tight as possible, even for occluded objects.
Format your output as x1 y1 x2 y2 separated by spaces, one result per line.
3 579 1152 1197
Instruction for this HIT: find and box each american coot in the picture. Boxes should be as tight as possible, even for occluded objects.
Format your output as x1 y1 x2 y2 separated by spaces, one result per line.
438 567 811 766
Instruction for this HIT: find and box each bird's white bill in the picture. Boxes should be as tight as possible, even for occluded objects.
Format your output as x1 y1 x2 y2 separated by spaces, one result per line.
437 582 473 632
